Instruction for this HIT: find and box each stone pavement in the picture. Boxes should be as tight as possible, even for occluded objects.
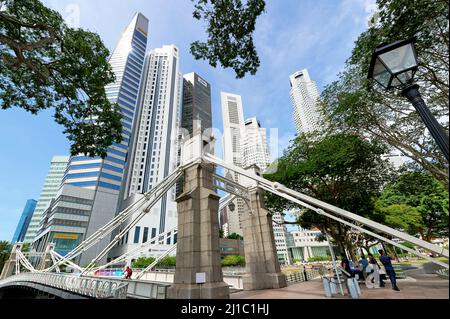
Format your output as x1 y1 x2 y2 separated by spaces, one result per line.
231 269 448 299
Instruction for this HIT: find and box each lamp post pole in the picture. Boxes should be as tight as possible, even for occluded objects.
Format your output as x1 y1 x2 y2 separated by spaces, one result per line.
401 84 449 161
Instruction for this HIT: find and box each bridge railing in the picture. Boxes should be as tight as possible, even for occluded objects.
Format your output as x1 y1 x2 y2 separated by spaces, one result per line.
0 273 128 299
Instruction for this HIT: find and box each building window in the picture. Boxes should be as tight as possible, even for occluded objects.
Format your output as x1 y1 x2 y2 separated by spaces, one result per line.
134 226 141 243
151 228 156 238
143 227 149 243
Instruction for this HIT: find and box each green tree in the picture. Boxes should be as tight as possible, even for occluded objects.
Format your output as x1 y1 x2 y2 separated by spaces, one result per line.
0 241 12 272
320 0 449 187
0 0 122 157
191 0 265 78
226 232 243 240
264 133 393 259
132 256 155 269
376 171 449 242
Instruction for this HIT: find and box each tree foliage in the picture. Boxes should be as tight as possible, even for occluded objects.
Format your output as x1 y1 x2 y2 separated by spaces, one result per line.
191 0 265 78
0 240 11 272
264 133 393 255
375 170 449 241
320 0 449 187
221 254 245 267
131 256 155 269
226 232 243 240
0 0 122 157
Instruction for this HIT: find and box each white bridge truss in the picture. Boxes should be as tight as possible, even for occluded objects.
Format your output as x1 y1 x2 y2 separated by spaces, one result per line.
3 141 448 296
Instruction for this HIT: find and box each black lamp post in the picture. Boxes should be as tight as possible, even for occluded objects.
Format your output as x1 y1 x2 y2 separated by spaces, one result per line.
368 38 449 161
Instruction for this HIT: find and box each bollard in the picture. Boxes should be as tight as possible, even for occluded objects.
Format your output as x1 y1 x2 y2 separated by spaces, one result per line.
330 279 337 294
353 277 361 296
323 278 332 298
347 278 360 299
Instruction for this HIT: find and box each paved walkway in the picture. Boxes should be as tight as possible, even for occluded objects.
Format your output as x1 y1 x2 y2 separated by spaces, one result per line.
231 270 448 299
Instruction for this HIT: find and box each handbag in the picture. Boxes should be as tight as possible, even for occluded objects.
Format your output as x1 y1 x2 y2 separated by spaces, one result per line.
378 265 386 275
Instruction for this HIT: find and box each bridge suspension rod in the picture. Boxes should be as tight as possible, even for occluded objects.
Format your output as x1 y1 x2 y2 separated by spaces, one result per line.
204 153 449 259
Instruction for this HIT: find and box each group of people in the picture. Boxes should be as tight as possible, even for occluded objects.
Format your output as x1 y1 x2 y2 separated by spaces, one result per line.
341 249 400 291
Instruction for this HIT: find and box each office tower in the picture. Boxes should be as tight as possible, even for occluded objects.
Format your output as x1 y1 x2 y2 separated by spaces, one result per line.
110 45 182 260
33 14 149 264
289 69 322 135
272 212 294 264
221 92 247 235
290 228 330 261
24 156 69 243
242 117 271 171
181 72 213 137
12 199 37 244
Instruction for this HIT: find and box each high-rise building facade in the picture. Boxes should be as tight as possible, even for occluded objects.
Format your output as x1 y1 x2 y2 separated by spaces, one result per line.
242 117 271 171
289 69 322 135
24 156 69 243
12 199 37 244
33 14 149 264
221 92 247 235
110 45 182 261
181 72 213 137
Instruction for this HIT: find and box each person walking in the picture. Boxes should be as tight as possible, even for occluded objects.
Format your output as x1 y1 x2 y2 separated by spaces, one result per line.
123 266 133 279
378 250 400 291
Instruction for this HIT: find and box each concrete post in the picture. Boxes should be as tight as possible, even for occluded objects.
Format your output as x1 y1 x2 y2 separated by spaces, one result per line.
167 162 230 299
37 243 55 271
0 243 22 280
241 187 287 290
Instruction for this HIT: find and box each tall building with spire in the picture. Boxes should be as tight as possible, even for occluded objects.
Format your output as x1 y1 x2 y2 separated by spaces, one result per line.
289 69 322 135
32 14 149 264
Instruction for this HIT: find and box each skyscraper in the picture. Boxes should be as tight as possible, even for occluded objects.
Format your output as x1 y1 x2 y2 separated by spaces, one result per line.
24 156 69 243
289 69 322 135
242 117 271 172
12 199 37 244
33 13 149 264
181 72 212 137
110 45 182 260
221 92 247 235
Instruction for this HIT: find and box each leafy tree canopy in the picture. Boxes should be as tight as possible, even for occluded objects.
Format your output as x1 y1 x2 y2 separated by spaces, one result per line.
320 0 449 187
264 133 393 254
376 170 449 241
191 0 265 78
0 0 122 157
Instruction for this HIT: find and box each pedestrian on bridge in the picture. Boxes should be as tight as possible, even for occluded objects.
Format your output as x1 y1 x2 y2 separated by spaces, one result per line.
123 266 133 280
378 250 400 291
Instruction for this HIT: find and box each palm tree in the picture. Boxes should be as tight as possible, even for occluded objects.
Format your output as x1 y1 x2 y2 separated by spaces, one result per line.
0 241 12 273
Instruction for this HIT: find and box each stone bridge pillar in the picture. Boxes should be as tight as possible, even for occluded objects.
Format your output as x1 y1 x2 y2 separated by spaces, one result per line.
0 243 22 280
167 162 229 299
37 243 55 271
241 166 287 290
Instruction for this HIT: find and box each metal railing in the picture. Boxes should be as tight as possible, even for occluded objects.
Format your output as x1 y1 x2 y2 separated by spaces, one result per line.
0 273 128 299
285 269 321 283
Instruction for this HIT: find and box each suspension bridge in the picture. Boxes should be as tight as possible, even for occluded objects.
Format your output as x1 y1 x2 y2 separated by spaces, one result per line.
1 135 448 299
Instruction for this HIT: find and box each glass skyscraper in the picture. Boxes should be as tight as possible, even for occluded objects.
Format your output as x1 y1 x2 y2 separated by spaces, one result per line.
12 199 37 244
33 13 149 265
24 156 69 243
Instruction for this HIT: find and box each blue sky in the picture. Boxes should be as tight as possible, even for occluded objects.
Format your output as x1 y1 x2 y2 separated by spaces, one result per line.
0 0 376 240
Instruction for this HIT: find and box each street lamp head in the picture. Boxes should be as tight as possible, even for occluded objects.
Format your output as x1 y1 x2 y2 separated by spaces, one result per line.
228 201 235 212
368 38 418 90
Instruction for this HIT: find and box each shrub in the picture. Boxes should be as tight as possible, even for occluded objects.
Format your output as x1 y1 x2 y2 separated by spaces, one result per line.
221 255 245 267
132 257 155 269
307 256 331 262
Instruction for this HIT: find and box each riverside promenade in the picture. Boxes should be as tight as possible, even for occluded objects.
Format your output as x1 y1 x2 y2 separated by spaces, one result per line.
231 268 448 299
